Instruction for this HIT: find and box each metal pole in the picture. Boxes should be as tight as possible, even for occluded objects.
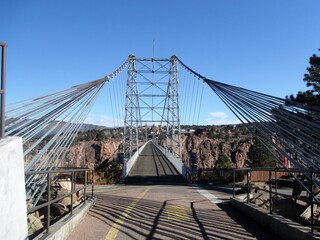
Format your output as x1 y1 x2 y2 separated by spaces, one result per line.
92 170 94 197
275 169 278 195
84 170 87 205
246 170 250 203
0 42 7 139
233 169 235 198
71 172 74 215
269 170 272 214
310 172 314 233
47 173 51 233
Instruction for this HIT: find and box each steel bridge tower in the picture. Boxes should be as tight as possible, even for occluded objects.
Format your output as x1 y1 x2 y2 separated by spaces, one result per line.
123 55 181 162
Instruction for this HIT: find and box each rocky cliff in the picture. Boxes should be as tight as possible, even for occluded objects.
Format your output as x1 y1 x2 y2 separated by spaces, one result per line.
64 139 122 169
181 134 252 169
62 133 252 170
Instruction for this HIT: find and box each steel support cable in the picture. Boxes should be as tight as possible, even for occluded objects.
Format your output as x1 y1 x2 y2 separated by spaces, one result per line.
26 104 95 204
225 87 318 133
27 91 98 177
9 55 128 130
21 85 97 144
197 82 204 125
271 109 320 148
209 81 320 170
214 82 320 131
27 84 105 206
117 73 123 125
216 83 320 161
5 89 78 132
206 79 314 145
192 77 200 124
225 95 320 157
212 83 320 175
120 71 126 125
117 78 124 127
177 56 320 198
180 68 188 125
113 75 121 126
177 57 320 142
273 107 320 136
16 57 128 202
108 83 116 127
24 85 102 172
5 81 100 135
185 73 193 125
5 86 77 114
110 78 119 126
188 74 196 125
8 91 86 148
25 83 105 201
22 80 105 156
209 83 309 173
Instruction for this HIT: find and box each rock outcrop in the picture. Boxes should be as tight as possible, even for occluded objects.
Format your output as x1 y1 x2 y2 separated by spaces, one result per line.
181 134 253 169
64 139 121 169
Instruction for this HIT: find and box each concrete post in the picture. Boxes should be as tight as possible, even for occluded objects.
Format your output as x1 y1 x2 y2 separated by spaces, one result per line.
0 136 28 240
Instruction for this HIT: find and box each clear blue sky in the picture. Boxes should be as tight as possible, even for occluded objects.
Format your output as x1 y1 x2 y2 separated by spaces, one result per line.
1 0 320 126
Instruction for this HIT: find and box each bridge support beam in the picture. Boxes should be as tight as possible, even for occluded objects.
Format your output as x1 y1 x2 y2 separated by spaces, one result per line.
0 136 28 240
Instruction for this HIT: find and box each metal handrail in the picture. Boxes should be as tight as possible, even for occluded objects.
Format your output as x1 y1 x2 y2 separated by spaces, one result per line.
26 168 94 235
232 168 320 233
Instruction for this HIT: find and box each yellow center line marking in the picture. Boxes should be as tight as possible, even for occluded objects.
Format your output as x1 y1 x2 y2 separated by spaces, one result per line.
94 188 125 193
105 187 150 240
166 204 190 221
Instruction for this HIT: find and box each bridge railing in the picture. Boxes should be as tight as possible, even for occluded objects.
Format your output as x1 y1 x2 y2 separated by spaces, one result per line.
25 168 94 238
232 167 320 233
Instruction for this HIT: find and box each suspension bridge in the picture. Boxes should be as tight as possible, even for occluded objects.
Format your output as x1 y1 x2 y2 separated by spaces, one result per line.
1 45 320 239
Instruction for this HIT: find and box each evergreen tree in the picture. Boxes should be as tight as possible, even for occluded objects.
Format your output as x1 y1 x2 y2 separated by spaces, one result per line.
288 49 320 106
215 154 232 169
249 138 277 167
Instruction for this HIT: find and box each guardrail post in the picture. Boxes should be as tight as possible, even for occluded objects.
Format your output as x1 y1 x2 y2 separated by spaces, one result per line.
275 169 278 195
92 170 94 197
233 169 235 198
0 42 7 139
246 170 250 203
84 170 87 205
269 170 272 214
47 173 51 233
310 172 314 233
71 171 74 215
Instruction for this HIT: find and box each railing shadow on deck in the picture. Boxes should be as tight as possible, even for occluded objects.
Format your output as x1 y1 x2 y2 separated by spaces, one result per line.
87 193 281 240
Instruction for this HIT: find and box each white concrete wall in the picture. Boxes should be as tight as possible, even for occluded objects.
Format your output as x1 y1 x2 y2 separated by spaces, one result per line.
0 137 28 240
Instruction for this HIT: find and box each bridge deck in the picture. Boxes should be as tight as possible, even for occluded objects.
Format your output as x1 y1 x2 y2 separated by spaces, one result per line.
125 142 184 184
67 144 283 240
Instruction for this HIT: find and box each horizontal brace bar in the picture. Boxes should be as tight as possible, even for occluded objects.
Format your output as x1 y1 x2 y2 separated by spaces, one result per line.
27 184 90 214
136 70 170 74
25 168 90 175
135 58 171 61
